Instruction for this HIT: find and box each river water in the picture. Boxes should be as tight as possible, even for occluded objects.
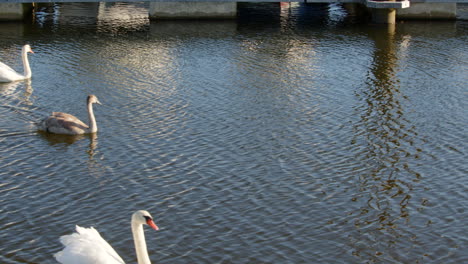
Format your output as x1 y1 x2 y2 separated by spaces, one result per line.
0 2 467 263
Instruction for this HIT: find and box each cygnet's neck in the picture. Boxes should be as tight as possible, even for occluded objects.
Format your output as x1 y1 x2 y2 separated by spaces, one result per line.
87 102 98 133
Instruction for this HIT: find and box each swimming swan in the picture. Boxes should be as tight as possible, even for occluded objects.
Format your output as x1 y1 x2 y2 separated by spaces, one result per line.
38 94 101 135
54 210 159 264
0 44 34 82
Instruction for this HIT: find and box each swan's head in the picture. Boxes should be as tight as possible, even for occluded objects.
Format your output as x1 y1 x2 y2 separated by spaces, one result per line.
132 210 159 230
23 44 34 54
87 94 102 105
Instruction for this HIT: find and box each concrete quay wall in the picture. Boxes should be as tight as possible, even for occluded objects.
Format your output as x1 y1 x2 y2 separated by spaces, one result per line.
149 2 237 19
398 3 458 19
0 1 462 22
0 3 33 21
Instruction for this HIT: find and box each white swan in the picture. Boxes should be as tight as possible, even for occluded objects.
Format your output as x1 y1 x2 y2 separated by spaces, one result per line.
0 44 34 83
38 94 101 135
54 210 159 264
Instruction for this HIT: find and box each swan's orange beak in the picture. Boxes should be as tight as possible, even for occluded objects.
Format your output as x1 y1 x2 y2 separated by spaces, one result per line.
29 50 34 54
147 219 159 231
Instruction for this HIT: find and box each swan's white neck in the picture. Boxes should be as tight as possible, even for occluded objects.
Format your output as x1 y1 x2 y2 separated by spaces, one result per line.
87 102 98 133
21 48 32 79
132 221 151 264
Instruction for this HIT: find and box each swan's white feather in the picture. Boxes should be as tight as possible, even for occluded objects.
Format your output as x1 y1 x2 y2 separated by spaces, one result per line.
0 44 33 82
0 61 23 82
0 61 16 72
54 225 125 264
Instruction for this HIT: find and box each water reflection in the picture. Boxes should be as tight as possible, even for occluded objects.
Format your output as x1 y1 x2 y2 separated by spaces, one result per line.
368 24 397 86
58 3 100 25
35 2 149 34
149 20 237 38
0 22 27 38
349 25 424 262
23 80 34 104
0 79 35 125
37 131 98 159
97 2 149 30
0 79 33 102
0 80 23 96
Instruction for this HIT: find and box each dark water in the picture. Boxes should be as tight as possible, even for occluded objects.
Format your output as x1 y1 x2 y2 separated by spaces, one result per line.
0 2 467 263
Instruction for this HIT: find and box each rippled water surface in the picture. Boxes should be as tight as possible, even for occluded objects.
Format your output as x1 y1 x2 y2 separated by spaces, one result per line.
0 3 467 263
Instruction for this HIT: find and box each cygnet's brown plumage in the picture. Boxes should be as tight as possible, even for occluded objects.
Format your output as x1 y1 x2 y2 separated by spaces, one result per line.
38 94 101 135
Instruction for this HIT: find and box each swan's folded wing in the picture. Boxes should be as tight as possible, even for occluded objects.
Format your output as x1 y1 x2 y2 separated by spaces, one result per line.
0 61 16 72
0 61 22 82
40 113 88 134
54 225 125 264
51 112 89 128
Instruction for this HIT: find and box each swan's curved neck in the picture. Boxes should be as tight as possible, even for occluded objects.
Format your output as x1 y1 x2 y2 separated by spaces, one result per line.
87 102 98 133
21 48 32 79
132 221 151 264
